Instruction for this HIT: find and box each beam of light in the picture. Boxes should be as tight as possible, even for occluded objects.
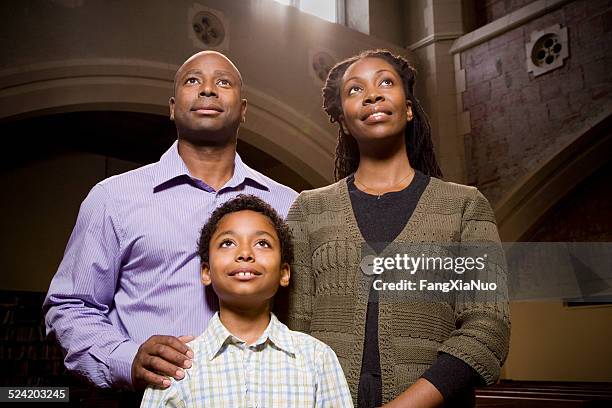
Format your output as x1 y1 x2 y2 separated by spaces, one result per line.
273 0 337 23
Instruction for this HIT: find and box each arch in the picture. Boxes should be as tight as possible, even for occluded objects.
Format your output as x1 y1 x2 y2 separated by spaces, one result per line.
495 109 612 241
0 58 334 187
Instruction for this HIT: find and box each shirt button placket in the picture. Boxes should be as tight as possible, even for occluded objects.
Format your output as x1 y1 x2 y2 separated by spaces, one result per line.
247 347 258 408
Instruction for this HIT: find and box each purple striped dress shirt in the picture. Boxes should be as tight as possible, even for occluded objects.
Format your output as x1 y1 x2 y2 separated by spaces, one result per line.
43 141 298 388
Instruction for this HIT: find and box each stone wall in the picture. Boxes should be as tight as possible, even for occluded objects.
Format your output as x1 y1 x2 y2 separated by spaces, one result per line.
476 0 540 26
460 0 611 204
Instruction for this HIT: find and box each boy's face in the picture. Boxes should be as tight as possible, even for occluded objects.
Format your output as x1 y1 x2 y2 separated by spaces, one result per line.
201 210 290 306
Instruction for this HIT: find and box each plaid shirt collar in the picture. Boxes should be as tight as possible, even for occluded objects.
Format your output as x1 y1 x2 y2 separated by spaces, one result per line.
204 312 295 360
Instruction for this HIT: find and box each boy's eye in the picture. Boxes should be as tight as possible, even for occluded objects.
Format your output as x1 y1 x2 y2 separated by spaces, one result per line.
219 239 235 248
216 79 231 87
255 239 271 248
348 85 361 96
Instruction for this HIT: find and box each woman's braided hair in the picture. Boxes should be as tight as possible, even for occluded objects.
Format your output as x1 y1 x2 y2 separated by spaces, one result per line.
322 49 443 181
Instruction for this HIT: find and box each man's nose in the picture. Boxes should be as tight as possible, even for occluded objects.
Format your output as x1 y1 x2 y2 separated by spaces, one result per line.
199 82 217 97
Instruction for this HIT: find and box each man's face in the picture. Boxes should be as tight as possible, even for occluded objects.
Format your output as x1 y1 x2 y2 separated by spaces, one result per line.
201 210 290 308
170 52 247 143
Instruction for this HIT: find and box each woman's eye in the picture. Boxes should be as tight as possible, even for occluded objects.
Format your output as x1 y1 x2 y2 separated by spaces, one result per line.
348 86 361 96
217 79 231 87
380 79 393 86
255 240 271 248
220 240 235 248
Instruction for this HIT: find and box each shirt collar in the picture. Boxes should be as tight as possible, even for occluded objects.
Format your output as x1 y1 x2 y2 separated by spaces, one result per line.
205 312 295 360
152 140 270 192
224 152 271 192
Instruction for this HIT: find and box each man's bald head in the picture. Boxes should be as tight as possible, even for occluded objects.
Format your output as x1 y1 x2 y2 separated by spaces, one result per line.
173 50 243 95
169 49 247 145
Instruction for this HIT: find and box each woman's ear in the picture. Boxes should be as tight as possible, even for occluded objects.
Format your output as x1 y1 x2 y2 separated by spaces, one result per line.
338 116 349 135
406 100 414 122
201 263 212 286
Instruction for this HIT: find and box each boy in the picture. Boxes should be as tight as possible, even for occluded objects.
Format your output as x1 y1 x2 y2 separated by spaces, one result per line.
141 195 353 407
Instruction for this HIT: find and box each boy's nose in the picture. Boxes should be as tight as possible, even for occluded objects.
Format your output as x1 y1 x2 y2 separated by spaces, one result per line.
236 250 254 262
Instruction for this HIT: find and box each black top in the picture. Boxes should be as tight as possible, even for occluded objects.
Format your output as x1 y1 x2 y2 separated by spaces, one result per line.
347 171 481 407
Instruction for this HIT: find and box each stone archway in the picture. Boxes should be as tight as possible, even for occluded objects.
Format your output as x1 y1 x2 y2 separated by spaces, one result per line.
0 58 334 188
495 110 612 241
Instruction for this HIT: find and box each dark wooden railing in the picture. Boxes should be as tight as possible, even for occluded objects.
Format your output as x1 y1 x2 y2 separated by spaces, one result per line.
477 380 612 407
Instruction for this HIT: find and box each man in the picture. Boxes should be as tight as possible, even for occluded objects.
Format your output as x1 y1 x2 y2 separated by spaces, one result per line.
43 51 297 391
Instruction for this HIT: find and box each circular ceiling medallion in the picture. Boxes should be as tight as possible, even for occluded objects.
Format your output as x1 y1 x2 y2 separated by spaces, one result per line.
526 24 569 77
192 11 225 47
312 51 335 83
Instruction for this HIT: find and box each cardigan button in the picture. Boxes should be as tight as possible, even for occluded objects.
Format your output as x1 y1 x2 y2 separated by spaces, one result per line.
360 255 377 276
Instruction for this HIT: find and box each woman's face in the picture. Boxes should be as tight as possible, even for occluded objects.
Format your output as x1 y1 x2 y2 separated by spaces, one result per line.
339 57 413 144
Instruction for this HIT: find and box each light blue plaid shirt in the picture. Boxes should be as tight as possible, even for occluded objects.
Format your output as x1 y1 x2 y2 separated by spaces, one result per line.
141 313 353 407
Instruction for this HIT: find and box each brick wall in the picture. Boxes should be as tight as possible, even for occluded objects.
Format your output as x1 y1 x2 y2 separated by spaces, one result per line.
476 0 540 26
461 0 612 204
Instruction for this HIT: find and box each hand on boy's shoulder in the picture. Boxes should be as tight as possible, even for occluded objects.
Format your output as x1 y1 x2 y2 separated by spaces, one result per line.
131 334 195 391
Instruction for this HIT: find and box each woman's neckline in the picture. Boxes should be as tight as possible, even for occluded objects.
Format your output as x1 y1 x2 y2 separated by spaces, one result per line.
347 171 422 199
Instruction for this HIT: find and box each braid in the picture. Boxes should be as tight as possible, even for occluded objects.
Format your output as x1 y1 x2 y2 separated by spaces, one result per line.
322 49 442 181
333 127 359 181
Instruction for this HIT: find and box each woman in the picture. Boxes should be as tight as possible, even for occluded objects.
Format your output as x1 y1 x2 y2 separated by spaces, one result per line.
284 49 510 407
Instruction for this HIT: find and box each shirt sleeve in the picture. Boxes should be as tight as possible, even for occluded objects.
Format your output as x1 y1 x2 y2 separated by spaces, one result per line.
421 352 482 402
43 183 138 388
140 382 188 408
315 344 354 408
438 187 511 386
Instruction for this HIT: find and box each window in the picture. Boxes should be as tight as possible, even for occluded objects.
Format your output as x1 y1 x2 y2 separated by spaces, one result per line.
273 0 341 23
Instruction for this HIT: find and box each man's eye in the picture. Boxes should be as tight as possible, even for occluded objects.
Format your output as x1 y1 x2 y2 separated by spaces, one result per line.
185 77 199 84
255 240 271 248
380 79 393 86
348 86 361 96
217 79 231 87
220 240 235 248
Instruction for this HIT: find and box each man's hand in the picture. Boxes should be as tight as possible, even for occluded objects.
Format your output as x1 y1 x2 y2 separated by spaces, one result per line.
131 335 195 391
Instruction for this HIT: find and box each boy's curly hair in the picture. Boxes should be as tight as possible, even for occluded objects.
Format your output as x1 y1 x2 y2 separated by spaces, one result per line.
197 194 294 266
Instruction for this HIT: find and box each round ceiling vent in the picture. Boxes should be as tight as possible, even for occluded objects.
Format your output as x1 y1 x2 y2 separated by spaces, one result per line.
192 11 225 47
526 24 569 77
532 34 563 67
311 51 336 83
188 5 228 50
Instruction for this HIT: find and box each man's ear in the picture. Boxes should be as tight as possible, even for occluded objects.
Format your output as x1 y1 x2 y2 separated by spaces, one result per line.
406 100 414 122
169 97 176 121
240 99 247 123
279 263 290 287
201 263 212 286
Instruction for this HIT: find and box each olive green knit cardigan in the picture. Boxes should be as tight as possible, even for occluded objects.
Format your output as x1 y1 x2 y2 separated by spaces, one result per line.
284 177 511 405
